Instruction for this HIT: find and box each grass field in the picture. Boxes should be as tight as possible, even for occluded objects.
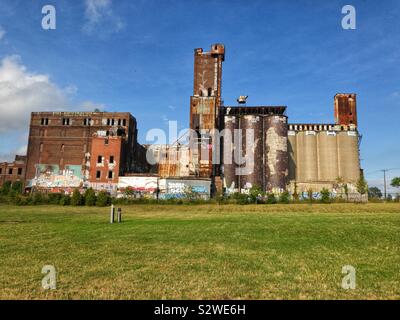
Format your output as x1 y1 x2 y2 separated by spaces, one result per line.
0 203 399 300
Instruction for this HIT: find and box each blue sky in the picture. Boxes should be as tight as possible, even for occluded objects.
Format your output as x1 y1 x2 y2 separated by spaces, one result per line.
0 0 399 191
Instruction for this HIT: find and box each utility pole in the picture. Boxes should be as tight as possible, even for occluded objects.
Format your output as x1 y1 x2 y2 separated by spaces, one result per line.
382 169 388 200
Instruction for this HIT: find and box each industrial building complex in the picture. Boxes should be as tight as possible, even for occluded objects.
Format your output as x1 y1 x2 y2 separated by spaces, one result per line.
0 44 362 199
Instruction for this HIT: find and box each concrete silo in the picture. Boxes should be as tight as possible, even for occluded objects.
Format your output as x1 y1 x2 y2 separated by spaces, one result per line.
317 131 339 181
264 115 289 191
288 128 297 182
239 115 263 190
297 129 318 182
337 130 360 183
222 115 238 192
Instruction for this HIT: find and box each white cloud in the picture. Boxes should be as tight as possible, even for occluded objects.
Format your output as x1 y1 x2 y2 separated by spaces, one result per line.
83 0 124 35
0 55 108 162
0 26 5 40
0 55 69 133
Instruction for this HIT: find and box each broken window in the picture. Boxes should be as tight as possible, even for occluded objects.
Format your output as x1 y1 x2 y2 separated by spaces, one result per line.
8 168 13 175
96 171 101 179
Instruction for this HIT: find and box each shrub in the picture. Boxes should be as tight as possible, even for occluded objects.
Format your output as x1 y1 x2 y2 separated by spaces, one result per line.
11 181 23 194
234 193 249 205
279 191 290 204
249 185 263 204
266 193 277 204
96 191 110 207
84 188 96 206
48 193 62 205
30 192 46 205
320 188 331 204
307 189 314 203
71 189 83 206
14 195 29 206
0 181 12 195
59 195 70 206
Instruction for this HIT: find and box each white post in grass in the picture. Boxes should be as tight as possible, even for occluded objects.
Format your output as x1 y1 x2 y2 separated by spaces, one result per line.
110 204 115 224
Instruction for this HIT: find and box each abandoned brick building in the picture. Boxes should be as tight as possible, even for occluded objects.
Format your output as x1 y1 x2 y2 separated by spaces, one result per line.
0 155 26 188
23 112 149 191
1 43 362 197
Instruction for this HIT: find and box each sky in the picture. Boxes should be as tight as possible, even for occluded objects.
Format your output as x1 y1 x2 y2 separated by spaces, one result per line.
0 0 399 192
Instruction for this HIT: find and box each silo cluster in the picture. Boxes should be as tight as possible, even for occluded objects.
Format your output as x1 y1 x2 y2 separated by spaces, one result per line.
288 126 360 183
222 113 289 193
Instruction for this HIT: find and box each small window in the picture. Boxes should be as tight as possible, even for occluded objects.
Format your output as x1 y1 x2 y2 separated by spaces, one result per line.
41 118 44 125
122 119 126 126
97 156 102 164
96 171 101 179
62 118 70 126
108 171 113 179
107 119 110 126
111 119 115 126
109 156 114 164
18 168 22 175
0 168 2 174
61 144 65 152
8 168 13 175
208 88 212 96
105 139 109 145
118 119 121 126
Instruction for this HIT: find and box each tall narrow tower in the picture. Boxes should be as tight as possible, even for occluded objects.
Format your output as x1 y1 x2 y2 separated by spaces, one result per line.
334 93 357 127
189 44 225 178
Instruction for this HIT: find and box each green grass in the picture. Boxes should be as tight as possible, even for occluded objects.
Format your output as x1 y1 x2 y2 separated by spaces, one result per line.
0 203 399 300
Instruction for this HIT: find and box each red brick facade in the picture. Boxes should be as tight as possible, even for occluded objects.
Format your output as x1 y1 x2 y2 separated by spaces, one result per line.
89 135 123 184
0 155 26 187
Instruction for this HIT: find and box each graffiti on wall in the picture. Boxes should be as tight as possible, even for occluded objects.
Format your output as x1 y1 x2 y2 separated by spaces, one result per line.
30 164 84 188
118 176 158 192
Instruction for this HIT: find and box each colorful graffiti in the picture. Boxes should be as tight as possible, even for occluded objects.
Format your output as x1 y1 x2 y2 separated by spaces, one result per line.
29 164 84 188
